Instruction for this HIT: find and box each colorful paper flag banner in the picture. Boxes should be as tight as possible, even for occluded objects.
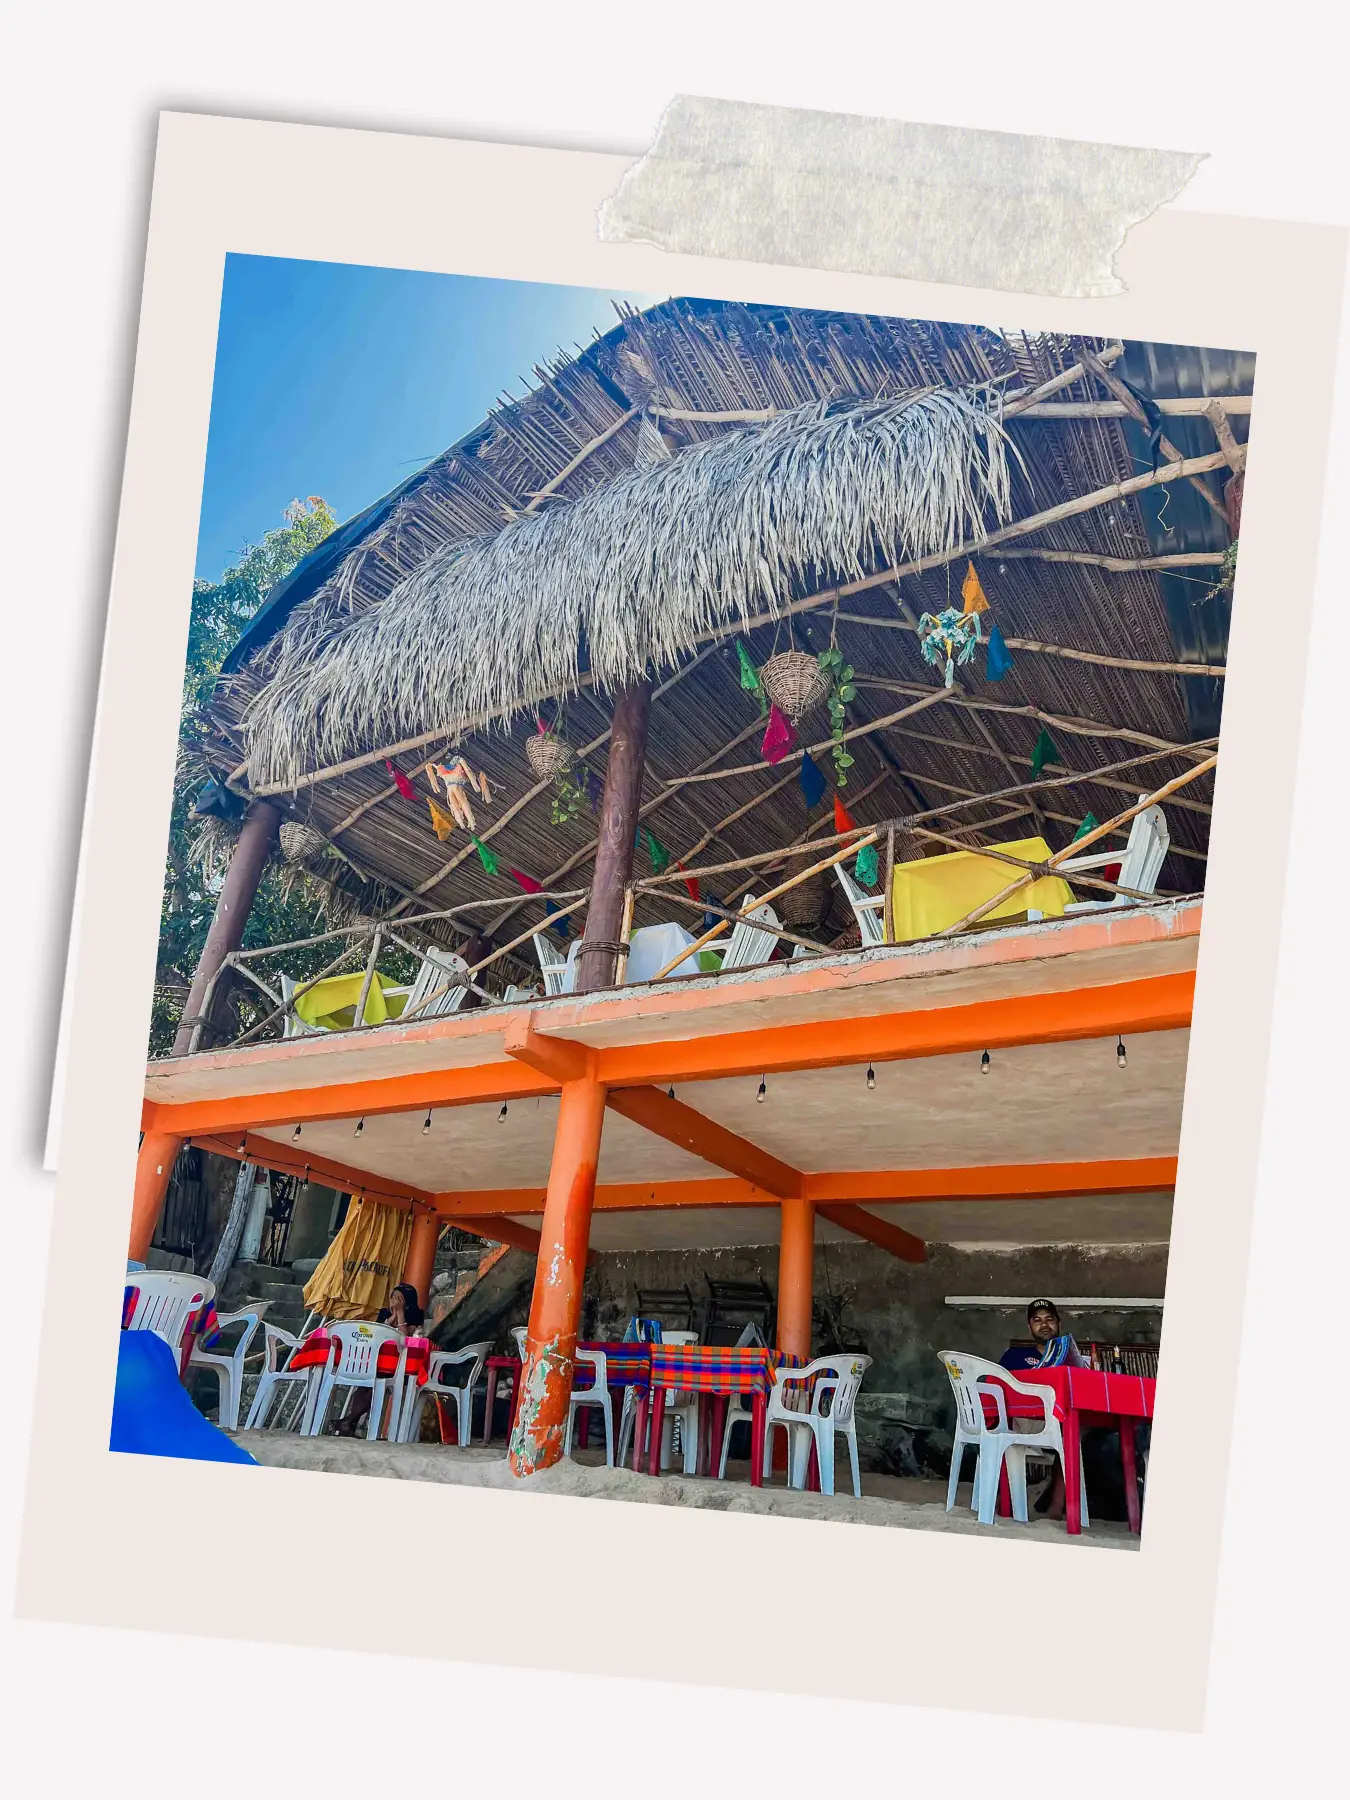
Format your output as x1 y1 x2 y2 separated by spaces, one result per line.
762 703 797 765
427 796 456 841
833 795 858 836
799 749 826 809
961 560 990 615
509 868 543 894
854 842 880 889
986 621 1014 682
471 834 499 874
1030 728 1062 775
385 759 417 800
1071 812 1099 843
737 639 768 716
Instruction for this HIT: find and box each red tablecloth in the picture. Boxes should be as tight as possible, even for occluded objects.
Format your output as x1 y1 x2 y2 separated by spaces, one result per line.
984 1367 1156 1535
289 1327 431 1385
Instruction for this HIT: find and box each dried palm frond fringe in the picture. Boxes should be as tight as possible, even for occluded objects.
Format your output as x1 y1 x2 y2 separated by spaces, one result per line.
238 389 1017 791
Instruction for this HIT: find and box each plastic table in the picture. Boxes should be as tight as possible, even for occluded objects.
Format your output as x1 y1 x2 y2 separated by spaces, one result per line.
988 1366 1155 1535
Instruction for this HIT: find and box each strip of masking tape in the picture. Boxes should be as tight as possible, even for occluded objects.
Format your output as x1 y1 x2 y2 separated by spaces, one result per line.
598 96 1205 300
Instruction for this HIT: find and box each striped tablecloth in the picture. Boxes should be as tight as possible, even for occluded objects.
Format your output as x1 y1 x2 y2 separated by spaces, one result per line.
648 1344 805 1396
572 1341 653 1389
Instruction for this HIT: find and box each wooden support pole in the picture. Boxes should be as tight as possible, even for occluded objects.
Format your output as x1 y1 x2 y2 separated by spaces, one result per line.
174 800 282 1055
509 1071 607 1475
576 681 652 992
777 1196 816 1358
402 1206 441 1309
130 1131 184 1262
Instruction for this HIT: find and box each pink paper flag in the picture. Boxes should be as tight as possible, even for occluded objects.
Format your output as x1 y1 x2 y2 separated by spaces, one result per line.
761 703 797 766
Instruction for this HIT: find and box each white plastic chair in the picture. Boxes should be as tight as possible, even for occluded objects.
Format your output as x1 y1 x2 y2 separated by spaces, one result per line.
565 1349 615 1464
123 1270 216 1360
1043 802 1170 916
243 1323 314 1430
617 1329 700 1472
509 1325 529 1358
532 935 572 996
833 865 886 947
304 1322 407 1440
761 1354 872 1497
280 974 327 1037
188 1310 261 1430
387 947 472 1020
397 1339 492 1445
938 1349 1088 1528
720 896 784 971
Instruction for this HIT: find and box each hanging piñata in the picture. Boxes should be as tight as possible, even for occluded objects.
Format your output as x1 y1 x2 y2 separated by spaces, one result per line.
917 605 983 688
430 756 493 832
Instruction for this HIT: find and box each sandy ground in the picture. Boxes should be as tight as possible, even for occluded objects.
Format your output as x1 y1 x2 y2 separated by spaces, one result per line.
232 1432 1139 1549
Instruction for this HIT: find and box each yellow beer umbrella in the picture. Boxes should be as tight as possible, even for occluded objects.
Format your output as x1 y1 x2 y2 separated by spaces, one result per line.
302 1195 412 1322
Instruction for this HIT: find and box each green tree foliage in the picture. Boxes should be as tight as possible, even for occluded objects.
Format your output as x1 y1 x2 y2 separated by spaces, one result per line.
151 499 340 1054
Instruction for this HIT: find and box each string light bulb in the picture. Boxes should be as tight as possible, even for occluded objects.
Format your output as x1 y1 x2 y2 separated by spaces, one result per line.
980 1050 991 1075
237 1133 247 1153
422 1108 432 1135
303 1164 311 1189
866 1065 876 1091
1116 1036 1128 1069
498 1102 509 1123
292 1123 302 1143
354 1117 365 1138
756 1076 767 1104
667 1086 675 1100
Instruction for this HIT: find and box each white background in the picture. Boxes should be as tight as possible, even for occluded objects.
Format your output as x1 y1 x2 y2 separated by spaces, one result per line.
2 3 1344 1791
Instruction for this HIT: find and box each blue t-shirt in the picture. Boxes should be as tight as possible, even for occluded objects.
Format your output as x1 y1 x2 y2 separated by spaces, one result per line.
999 1345 1046 1370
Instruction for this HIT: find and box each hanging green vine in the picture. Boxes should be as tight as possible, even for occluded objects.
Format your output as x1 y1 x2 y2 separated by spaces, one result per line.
817 645 857 786
549 765 590 826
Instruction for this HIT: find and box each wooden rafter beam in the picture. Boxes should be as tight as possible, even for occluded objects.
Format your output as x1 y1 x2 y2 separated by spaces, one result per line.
606 1086 805 1197
1076 343 1232 528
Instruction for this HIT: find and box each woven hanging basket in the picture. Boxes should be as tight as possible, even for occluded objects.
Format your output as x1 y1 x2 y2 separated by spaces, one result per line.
759 649 829 722
279 821 327 864
525 731 576 781
779 872 827 927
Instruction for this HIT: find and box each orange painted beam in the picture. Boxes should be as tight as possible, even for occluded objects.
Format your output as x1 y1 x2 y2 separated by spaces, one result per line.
431 1157 1176 1217
194 1132 436 1210
805 1157 1177 1203
452 1215 545 1256
144 973 1192 1140
605 1087 804 1198
819 1203 927 1263
598 973 1193 1088
502 1016 593 1084
143 1060 554 1139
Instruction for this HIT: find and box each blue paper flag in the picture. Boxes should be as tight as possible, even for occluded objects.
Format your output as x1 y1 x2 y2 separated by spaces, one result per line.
799 750 826 809
986 622 1014 682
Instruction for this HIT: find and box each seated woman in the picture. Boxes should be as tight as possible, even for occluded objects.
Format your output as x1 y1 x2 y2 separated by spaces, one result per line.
332 1282 425 1437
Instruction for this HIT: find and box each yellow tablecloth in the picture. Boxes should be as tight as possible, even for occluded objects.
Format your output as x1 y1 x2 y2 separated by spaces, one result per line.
891 836 1077 939
292 970 407 1030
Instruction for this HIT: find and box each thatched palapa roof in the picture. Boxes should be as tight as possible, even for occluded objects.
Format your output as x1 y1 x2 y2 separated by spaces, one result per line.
196 297 1249 973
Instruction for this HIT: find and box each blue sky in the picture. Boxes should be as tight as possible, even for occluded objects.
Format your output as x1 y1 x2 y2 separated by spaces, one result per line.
196 256 661 581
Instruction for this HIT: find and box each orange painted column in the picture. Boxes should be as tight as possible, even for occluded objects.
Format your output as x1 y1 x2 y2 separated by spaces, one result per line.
776 1196 816 1358
402 1206 441 1311
129 1131 184 1262
509 1073 606 1475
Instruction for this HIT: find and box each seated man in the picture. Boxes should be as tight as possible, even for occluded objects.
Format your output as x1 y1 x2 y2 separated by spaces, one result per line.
999 1298 1064 1371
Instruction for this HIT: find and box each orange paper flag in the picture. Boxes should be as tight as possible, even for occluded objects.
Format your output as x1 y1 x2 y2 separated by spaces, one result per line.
427 796 456 841
961 559 990 615
833 795 857 836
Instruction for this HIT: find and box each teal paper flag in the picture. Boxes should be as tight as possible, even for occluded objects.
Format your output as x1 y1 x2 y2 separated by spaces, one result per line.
1071 812 1099 843
1030 728 1061 775
986 622 1014 681
854 842 880 889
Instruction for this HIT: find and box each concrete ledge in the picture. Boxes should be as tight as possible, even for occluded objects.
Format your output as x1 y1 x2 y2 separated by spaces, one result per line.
233 1432 1137 1548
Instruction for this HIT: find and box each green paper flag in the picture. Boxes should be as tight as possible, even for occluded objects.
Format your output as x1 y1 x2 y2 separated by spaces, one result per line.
1030 728 1062 775
854 842 880 889
644 828 671 874
737 639 768 716
1071 811 1099 843
471 834 499 874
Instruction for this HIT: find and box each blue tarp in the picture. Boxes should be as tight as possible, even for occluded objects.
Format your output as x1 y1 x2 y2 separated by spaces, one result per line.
110 1330 257 1465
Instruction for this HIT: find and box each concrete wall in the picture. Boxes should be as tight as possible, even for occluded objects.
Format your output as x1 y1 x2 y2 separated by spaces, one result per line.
582 1237 1169 1428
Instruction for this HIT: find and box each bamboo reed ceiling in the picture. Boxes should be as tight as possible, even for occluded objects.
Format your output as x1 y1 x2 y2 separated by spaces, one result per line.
199 298 1251 958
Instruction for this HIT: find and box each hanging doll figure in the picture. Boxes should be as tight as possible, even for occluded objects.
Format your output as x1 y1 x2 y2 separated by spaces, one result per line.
429 755 492 832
